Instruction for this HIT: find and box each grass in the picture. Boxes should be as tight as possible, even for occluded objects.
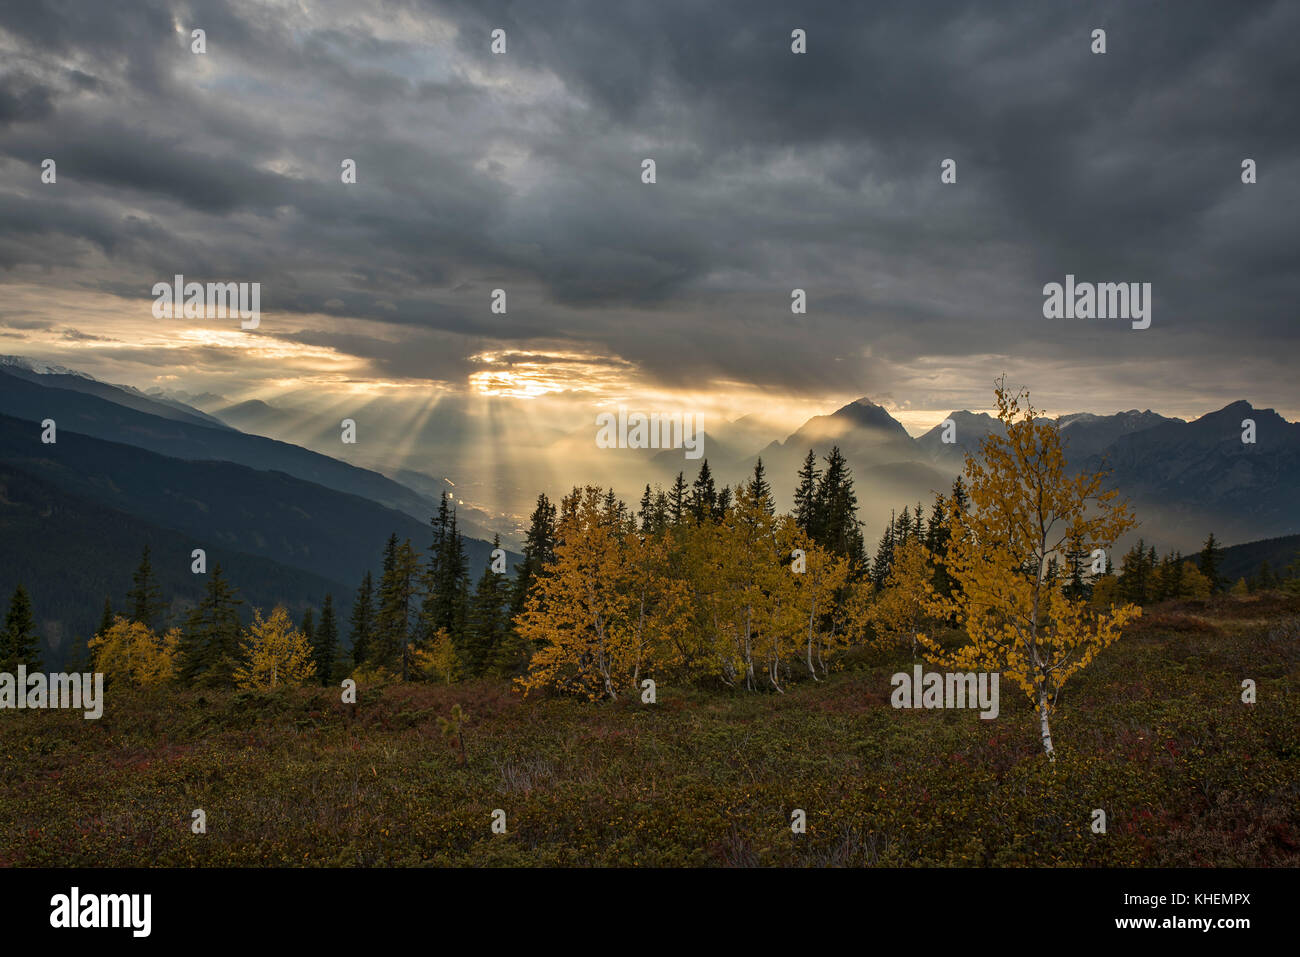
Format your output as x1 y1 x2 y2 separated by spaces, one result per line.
2 593 1298 867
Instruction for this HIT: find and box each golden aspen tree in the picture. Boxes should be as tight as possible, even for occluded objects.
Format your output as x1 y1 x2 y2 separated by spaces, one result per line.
517 487 683 700
780 520 851 680
918 379 1140 758
691 487 782 690
867 538 934 659
87 617 179 687
233 606 317 691
622 530 691 690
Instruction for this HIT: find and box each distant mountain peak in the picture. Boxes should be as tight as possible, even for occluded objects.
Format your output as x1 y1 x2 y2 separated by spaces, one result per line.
0 355 96 380
831 397 909 433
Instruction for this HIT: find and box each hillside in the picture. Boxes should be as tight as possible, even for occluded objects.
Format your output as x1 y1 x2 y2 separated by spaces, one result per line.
0 463 349 669
1218 534 1300 584
0 413 512 600
0 367 443 526
2 594 1295 866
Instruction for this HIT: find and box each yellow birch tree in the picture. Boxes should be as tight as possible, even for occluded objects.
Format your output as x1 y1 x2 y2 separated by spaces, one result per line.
918 379 1140 758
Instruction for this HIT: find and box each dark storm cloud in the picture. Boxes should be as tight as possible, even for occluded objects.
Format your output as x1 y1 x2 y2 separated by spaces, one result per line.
0 0 1296 407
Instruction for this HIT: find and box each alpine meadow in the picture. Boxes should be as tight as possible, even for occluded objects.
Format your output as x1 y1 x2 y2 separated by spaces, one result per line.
1 2 1298 933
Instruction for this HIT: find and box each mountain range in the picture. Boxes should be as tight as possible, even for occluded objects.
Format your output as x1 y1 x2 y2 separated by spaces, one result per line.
3 354 1297 666
0 359 518 667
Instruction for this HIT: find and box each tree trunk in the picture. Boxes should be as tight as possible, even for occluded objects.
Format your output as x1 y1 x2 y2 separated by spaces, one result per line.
1038 691 1055 760
806 602 820 680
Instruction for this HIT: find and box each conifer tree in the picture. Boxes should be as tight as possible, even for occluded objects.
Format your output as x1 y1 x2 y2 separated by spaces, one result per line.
870 511 896 590
127 545 165 632
638 484 655 532
96 596 114 640
313 593 339 685
510 493 557 621
177 564 243 687
233 606 316 691
349 571 375 668
465 535 510 676
668 472 688 526
814 446 865 565
689 460 719 524
1198 533 1222 592
422 496 470 666
746 457 774 516
0 584 40 671
375 536 420 678
793 449 820 537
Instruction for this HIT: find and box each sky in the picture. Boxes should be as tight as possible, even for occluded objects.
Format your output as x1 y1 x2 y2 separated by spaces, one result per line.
1 0 1298 457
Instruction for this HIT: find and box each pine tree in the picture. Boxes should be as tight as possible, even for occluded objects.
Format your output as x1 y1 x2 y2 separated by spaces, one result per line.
896 506 912 546
793 449 820 537
510 493 558 621
349 572 375 668
299 607 316 650
689 460 718 524
814 446 864 565
638 484 655 533
421 496 470 667
127 545 165 632
177 564 243 687
746 457 774 516
715 484 732 519
668 472 688 526
465 535 510 677
313 594 339 685
1198 533 1222 592
925 494 952 598
96 596 114 639
1063 533 1089 601
375 536 420 678
871 511 896 590
0 584 40 671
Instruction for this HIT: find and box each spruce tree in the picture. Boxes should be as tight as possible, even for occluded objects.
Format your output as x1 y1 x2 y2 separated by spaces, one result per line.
1198 533 1222 592
689 460 718 524
96 596 114 638
510 493 557 620
746 457 774 516
925 493 952 597
313 593 339 685
0 584 40 671
668 472 688 526
793 449 821 537
466 535 510 677
299 607 316 649
127 545 165 631
375 535 420 677
421 496 470 666
177 565 243 687
871 511 896 590
349 571 376 668
814 447 864 565
638 484 655 533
